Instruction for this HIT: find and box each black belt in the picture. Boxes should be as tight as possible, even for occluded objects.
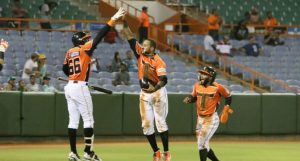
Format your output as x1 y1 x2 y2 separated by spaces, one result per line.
199 114 213 117
73 81 88 85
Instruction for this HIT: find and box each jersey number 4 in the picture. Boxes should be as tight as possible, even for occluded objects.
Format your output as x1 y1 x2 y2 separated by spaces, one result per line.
68 57 81 75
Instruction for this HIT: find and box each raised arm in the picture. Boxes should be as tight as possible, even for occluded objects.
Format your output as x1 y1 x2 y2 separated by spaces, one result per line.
122 20 141 58
86 8 126 56
122 20 135 40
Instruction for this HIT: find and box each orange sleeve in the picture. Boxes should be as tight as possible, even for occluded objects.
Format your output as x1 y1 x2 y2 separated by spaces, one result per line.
217 83 231 98
82 40 93 50
156 58 167 76
135 41 143 55
191 83 197 97
63 52 69 64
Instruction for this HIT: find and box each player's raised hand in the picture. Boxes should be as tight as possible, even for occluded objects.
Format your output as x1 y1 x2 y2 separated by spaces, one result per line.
0 39 9 52
111 7 126 21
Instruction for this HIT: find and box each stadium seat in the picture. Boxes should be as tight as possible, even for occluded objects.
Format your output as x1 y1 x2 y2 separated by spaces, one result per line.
229 84 244 92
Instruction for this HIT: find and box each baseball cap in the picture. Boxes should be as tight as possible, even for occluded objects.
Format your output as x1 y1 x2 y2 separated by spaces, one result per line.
142 6 147 10
39 54 47 59
8 76 16 81
43 76 51 80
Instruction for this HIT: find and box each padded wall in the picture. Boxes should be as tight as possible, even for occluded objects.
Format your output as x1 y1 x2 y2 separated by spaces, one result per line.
122 94 141 135
261 93 297 134
22 92 55 136
92 93 123 135
0 91 21 135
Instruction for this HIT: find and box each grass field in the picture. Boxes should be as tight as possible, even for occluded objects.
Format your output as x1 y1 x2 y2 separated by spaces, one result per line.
0 141 300 161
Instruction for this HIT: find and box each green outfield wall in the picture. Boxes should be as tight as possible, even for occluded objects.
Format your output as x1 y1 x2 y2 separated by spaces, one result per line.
0 92 300 136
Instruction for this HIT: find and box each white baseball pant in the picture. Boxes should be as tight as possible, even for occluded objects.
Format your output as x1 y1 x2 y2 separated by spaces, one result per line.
196 112 219 150
64 81 94 129
139 86 168 135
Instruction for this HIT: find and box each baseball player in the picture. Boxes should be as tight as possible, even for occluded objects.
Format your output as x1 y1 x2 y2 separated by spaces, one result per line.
183 66 233 161
122 19 171 161
0 39 9 72
62 8 126 161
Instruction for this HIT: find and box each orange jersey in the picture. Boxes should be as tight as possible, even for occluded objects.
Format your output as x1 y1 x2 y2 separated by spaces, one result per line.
132 40 167 85
64 40 93 81
208 14 220 30
264 17 278 27
140 11 150 27
191 82 230 116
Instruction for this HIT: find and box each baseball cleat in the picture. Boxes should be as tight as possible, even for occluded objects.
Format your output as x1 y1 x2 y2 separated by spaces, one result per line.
153 150 161 161
68 152 81 161
162 151 171 161
83 151 102 161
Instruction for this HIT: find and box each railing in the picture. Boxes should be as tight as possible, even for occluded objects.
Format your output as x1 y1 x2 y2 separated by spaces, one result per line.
222 24 300 36
166 33 298 93
102 0 156 23
0 17 111 32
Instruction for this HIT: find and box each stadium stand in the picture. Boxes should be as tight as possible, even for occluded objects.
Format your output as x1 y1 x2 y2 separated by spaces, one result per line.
169 33 300 92
1 0 97 29
0 29 248 93
166 0 300 25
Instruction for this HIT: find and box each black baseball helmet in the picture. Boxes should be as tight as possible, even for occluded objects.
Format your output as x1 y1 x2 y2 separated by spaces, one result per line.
72 32 91 46
198 66 217 85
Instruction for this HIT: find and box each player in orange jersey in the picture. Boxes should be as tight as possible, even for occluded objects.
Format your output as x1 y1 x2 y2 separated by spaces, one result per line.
122 19 171 161
62 8 126 161
183 66 233 161
0 39 9 71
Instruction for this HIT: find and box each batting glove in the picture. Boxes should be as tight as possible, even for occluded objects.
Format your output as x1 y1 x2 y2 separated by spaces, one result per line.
111 7 126 21
0 39 9 52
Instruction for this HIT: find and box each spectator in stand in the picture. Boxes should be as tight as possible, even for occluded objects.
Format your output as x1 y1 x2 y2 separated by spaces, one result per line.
204 33 216 51
238 12 250 26
240 35 262 57
123 50 138 72
41 76 57 92
264 11 278 29
11 0 29 28
231 22 249 40
39 0 53 29
112 62 130 86
249 6 262 25
264 30 284 46
26 74 40 91
90 58 101 73
0 39 9 72
139 6 150 43
4 76 16 91
0 83 4 91
22 53 39 80
216 35 233 56
110 51 122 72
104 26 119 44
18 79 28 91
38 53 48 79
207 8 222 41
175 13 189 33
